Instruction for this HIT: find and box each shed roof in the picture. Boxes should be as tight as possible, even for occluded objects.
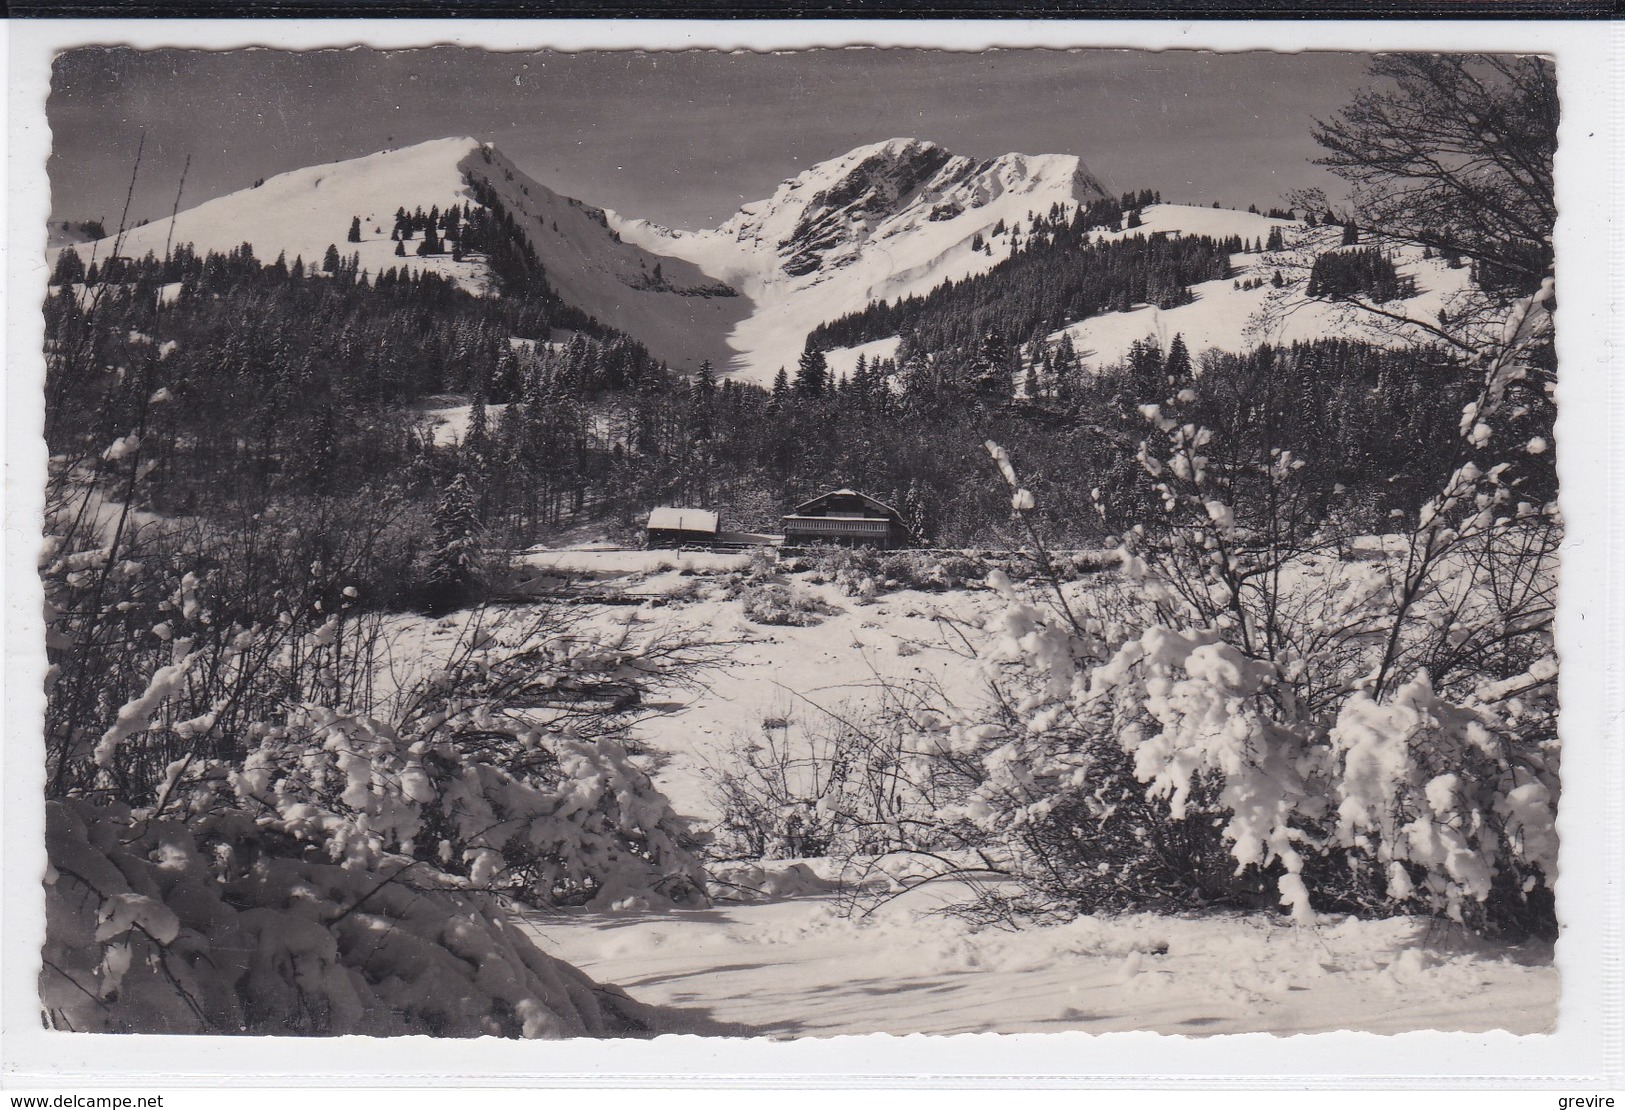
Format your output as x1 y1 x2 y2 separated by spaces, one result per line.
646 506 719 533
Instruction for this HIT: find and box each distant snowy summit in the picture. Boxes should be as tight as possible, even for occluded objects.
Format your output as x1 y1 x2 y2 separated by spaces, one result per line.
612 138 1114 381
616 138 1107 284
58 133 1120 382
54 137 750 371
54 134 1462 388
64 134 1441 389
701 138 1103 274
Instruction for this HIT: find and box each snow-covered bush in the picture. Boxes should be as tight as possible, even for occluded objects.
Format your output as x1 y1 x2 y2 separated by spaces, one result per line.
803 546 990 597
738 583 840 627
703 707 942 862
41 465 713 1031
42 798 656 1036
225 690 709 911
744 545 778 580
802 546 882 595
75 595 710 913
937 282 1560 938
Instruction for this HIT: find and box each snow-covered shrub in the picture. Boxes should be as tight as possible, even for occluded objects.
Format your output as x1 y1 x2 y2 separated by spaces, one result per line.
1328 671 1559 934
703 707 940 862
803 546 991 597
41 479 438 797
226 694 709 911
739 583 840 627
923 607 1312 918
917 551 994 588
802 545 879 593
909 281 1561 937
42 799 656 1036
929 552 1556 932
40 469 712 1030
659 577 710 604
132 607 711 911
45 469 709 911
744 545 779 580
1059 549 1120 576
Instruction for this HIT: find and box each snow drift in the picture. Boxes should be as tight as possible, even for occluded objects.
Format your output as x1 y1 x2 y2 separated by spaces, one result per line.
42 799 658 1037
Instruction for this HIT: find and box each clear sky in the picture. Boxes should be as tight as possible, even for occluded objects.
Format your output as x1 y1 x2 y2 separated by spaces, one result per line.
47 46 1375 232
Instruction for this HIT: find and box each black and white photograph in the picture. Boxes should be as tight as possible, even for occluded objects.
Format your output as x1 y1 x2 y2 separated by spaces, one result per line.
7 22 1613 1075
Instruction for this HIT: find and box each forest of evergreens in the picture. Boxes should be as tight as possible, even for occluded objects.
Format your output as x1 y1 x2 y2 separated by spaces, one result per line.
47 230 1488 605
810 215 1242 358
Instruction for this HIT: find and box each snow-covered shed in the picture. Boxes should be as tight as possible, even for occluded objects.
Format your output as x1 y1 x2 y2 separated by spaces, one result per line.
646 506 720 548
781 489 907 549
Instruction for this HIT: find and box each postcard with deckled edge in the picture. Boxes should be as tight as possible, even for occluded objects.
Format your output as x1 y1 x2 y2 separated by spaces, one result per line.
2 16 1618 1090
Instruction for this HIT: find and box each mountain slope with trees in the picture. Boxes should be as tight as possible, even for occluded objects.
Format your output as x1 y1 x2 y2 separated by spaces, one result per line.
54 137 745 371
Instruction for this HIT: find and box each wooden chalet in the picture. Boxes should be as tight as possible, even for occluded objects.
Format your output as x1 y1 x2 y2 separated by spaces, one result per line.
645 506 720 548
781 489 908 549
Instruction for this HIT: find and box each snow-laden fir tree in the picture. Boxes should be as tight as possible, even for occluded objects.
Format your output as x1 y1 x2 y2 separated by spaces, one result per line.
424 472 485 611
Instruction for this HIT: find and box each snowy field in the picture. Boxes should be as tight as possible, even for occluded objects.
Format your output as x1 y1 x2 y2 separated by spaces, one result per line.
498 546 1000 817
818 212 1477 382
521 881 1556 1038
458 547 1559 1037
1047 221 1475 370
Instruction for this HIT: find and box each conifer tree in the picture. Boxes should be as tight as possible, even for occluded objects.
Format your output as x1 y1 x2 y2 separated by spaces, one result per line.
903 480 931 545
849 354 871 409
424 473 485 612
1127 337 1164 399
1164 334 1193 385
347 216 362 243
467 392 489 455
322 244 342 273
794 342 828 398
50 250 86 286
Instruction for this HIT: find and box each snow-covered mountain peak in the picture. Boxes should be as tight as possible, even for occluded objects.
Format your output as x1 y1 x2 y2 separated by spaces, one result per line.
705 139 1108 279
610 137 1113 380
55 136 747 370
54 136 492 294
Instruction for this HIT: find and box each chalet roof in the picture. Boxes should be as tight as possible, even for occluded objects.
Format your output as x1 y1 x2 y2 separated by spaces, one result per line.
790 488 900 518
646 507 719 533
